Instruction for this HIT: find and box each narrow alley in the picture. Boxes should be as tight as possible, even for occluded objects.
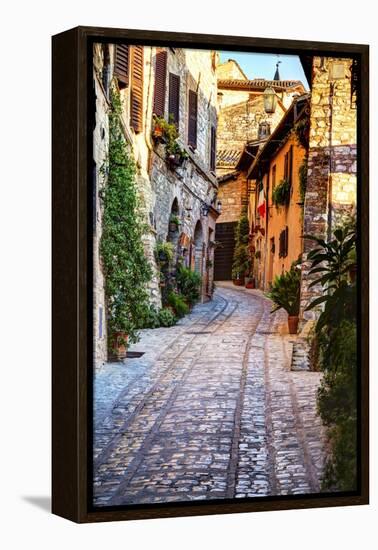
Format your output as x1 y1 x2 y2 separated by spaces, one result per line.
93 283 325 506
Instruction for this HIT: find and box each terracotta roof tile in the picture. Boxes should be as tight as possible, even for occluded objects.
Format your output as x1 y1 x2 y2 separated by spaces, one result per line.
217 78 304 91
216 148 243 168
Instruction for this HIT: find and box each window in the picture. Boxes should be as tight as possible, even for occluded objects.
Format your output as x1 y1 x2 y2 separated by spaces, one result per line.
114 44 129 89
153 50 167 117
168 73 180 126
272 164 276 191
210 126 216 172
284 146 294 185
279 226 289 258
130 46 144 133
258 121 271 139
188 90 198 148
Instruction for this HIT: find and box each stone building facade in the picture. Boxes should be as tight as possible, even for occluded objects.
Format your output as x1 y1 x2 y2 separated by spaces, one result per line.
214 59 305 280
149 47 219 301
92 44 219 366
299 57 357 321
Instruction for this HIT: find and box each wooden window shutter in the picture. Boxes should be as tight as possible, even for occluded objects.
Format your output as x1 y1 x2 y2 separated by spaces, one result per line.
153 50 167 117
130 46 144 133
210 126 216 171
289 145 293 186
114 44 129 89
168 73 180 126
284 226 289 257
279 230 283 258
284 152 289 180
272 164 276 190
188 90 198 148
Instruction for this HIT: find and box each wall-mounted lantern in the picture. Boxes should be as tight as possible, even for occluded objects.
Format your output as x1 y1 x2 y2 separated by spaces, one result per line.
201 202 211 217
216 200 222 213
263 87 277 114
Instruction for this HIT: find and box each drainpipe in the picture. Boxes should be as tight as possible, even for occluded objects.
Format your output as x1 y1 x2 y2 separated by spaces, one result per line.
327 81 335 241
263 166 270 290
144 47 155 155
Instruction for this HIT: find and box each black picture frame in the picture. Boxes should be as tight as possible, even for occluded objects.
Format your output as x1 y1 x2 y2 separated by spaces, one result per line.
52 26 369 523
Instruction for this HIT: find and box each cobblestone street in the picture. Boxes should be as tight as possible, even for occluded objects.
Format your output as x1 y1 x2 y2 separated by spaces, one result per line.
93 283 326 506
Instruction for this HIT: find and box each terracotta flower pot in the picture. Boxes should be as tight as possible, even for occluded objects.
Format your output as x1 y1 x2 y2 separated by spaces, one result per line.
348 264 357 283
288 315 299 335
245 279 255 289
233 278 245 286
152 125 164 141
111 331 128 361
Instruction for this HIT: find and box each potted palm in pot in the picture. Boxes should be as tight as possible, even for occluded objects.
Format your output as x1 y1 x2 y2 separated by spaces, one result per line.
266 263 301 334
169 214 181 233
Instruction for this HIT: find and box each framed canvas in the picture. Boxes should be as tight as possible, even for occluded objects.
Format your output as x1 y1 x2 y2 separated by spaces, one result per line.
52 26 369 523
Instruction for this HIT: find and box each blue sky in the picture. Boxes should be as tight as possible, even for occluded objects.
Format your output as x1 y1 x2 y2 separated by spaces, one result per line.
219 51 309 89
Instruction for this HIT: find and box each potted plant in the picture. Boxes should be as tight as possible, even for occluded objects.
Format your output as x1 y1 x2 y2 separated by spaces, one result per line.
245 276 255 289
266 263 301 334
110 331 128 361
166 141 189 168
232 214 250 286
152 115 166 142
169 214 181 233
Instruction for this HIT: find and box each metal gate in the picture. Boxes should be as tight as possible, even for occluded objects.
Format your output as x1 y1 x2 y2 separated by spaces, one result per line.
214 222 236 281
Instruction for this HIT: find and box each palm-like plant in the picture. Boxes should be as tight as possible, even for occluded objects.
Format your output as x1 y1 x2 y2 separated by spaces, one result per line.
305 225 357 331
266 263 301 316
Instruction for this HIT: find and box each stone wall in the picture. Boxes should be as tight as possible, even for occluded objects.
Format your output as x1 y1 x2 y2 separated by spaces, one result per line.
93 45 110 367
150 47 219 302
217 95 286 153
93 44 219 366
300 57 357 322
216 173 248 224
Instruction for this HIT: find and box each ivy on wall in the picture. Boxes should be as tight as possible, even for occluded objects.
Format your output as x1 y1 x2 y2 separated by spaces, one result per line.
100 88 152 347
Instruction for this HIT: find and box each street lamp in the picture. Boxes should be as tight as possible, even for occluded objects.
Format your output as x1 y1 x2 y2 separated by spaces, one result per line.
263 87 277 114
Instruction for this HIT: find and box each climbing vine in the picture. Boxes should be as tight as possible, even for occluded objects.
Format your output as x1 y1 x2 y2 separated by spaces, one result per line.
100 88 152 348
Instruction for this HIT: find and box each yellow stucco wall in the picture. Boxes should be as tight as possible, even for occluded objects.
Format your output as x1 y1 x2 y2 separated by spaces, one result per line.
255 135 306 289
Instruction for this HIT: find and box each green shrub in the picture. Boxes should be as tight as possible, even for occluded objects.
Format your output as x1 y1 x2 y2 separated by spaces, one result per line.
232 243 250 279
136 305 160 329
265 263 301 316
100 88 152 347
272 178 291 207
155 241 175 264
232 214 251 279
306 218 357 491
167 291 189 318
176 264 201 306
158 307 177 327
317 321 357 491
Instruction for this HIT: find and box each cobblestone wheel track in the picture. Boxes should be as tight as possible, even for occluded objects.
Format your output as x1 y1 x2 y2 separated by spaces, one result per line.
108 296 244 506
93 294 233 471
94 294 227 429
93 284 326 506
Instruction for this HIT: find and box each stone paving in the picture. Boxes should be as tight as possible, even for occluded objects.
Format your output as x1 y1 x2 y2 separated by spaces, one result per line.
93 283 326 506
